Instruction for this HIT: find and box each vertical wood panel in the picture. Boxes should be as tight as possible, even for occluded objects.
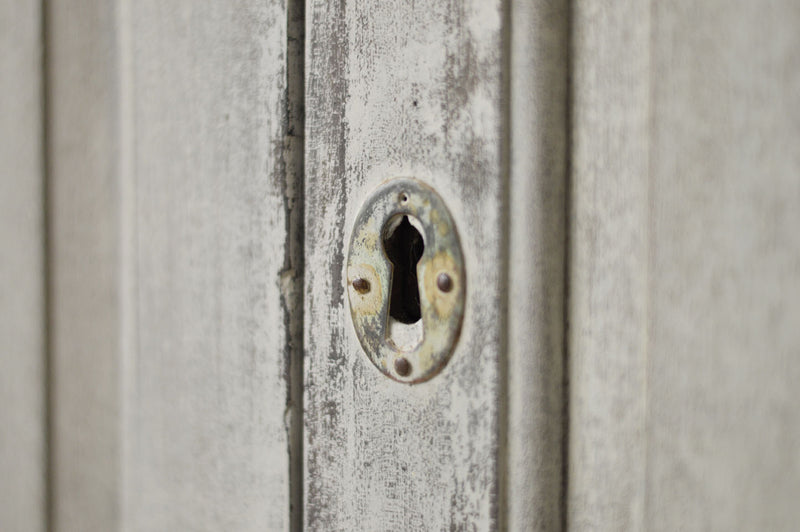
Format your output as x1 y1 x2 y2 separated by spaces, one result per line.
303 0 505 529
47 0 123 529
48 0 298 530
571 1 800 530
568 2 650 530
507 0 569 529
124 2 298 530
0 0 46 530
646 2 800 529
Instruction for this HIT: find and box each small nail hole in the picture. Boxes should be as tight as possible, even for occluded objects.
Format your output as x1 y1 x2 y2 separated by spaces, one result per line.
399 193 409 204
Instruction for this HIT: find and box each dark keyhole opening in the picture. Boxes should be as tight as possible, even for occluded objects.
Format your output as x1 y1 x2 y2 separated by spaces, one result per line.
383 215 424 324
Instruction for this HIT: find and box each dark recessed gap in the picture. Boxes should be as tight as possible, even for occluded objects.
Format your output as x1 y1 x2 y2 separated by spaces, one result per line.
285 0 305 529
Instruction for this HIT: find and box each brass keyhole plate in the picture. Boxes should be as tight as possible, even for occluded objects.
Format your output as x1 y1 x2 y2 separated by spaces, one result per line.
347 177 465 384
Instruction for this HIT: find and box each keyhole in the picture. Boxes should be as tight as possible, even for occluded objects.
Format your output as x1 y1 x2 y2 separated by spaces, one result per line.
383 215 424 324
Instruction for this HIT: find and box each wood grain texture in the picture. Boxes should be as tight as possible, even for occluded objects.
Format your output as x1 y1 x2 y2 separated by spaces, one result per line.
47 0 123 529
568 2 651 529
507 0 569 529
123 2 298 530
646 2 800 529
0 0 46 530
303 0 505 529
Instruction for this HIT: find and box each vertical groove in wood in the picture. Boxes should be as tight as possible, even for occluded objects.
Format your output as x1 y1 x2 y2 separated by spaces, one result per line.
117 1 134 530
506 0 570 529
304 0 505 529
41 1 53 529
286 0 306 528
0 0 46 529
568 2 651 530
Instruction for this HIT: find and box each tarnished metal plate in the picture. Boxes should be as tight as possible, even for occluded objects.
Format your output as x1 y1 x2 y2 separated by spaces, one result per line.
347 177 465 384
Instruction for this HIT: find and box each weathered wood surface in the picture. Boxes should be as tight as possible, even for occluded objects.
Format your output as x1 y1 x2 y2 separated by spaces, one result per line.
0 0 46 530
48 0 300 530
570 1 800 530
507 0 569 529
37 0 800 529
568 2 651 529
303 0 506 529
47 0 125 528
646 2 800 529
122 2 300 530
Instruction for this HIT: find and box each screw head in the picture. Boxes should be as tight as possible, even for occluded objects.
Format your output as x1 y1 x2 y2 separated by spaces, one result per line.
352 277 370 294
394 357 412 377
436 272 452 292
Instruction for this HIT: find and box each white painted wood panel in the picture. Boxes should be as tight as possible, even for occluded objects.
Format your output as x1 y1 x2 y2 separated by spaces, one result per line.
646 2 800 529
123 2 299 530
303 0 506 529
39 0 799 528
0 0 46 530
48 0 299 530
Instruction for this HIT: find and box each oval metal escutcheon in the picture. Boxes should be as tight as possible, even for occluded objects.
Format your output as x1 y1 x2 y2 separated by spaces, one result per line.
347 177 465 384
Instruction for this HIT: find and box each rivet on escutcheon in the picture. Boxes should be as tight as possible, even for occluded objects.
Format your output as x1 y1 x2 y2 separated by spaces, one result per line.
436 272 452 293
352 277 370 294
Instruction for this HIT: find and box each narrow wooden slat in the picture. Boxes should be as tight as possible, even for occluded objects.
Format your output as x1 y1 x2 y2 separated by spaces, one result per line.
0 0 46 530
47 0 123 529
568 2 651 529
123 2 298 530
646 2 800 529
507 0 569 529
303 1 505 529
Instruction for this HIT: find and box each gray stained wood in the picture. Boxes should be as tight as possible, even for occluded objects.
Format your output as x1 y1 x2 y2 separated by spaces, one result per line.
48 1 299 530
303 0 507 529
0 0 46 530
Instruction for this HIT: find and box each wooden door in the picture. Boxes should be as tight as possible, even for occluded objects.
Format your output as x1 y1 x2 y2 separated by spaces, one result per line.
2 0 799 530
